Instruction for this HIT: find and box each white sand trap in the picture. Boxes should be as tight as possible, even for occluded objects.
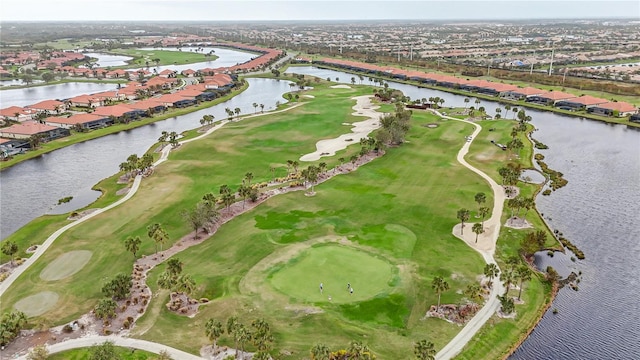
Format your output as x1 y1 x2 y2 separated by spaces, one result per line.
40 250 92 281
14 291 59 317
301 95 381 162
303 95 315 98
330 84 352 89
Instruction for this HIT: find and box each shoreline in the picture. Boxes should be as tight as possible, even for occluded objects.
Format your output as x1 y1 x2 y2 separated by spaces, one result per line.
0 81 250 171
301 63 639 128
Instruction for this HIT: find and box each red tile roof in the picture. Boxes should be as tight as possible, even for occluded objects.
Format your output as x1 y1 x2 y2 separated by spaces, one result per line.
510 87 548 96
92 104 138 117
0 121 58 136
45 113 107 125
28 100 65 111
566 95 609 106
0 106 31 117
594 101 637 113
540 91 577 101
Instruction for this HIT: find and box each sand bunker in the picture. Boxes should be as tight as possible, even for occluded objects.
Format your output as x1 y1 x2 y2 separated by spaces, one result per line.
303 95 315 98
300 95 381 161
330 84 352 89
14 291 59 317
40 250 92 281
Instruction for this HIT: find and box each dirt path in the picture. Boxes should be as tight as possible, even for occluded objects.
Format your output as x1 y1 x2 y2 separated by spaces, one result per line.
430 110 506 360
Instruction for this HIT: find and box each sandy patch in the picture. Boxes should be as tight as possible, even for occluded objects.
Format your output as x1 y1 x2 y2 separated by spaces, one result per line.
303 94 315 98
300 95 382 162
505 216 533 229
40 250 92 281
14 291 59 317
330 84 352 89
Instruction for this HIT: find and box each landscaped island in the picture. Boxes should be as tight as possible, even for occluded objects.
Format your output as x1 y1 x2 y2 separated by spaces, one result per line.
1 76 564 359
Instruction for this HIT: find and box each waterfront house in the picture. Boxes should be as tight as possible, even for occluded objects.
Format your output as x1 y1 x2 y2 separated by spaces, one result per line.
0 138 29 156
92 104 145 121
554 95 609 111
155 93 197 108
0 106 35 122
159 69 177 78
105 69 128 79
68 94 103 108
124 99 167 115
525 91 577 106
181 69 197 77
0 121 70 141
26 100 67 115
588 101 638 117
630 113 640 123
501 87 548 101
44 113 112 130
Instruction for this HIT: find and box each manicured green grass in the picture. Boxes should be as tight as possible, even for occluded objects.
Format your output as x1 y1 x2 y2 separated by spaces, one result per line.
109 49 217 68
268 244 397 304
48 347 157 360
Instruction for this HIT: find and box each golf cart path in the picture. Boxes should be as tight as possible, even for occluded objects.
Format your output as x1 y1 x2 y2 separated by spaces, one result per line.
13 336 204 360
431 110 506 360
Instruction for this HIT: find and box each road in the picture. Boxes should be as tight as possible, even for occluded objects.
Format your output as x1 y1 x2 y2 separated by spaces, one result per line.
431 110 506 360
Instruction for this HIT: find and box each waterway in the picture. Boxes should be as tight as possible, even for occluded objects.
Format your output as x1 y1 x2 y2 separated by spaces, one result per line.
0 77 292 239
132 47 256 73
287 66 640 359
0 82 119 107
82 52 133 67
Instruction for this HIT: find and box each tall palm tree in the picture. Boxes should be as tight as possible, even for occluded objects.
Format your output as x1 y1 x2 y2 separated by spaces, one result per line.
472 223 484 243
479 206 490 227
474 192 486 214
414 339 436 360
252 102 258 114
501 266 517 294
464 97 470 109
484 263 499 286
260 103 265 113
123 236 141 258
147 223 168 254
205 319 224 356
464 283 483 304
234 107 241 118
516 265 532 301
456 208 470 235
504 104 511 119
431 276 450 310
244 172 254 186
310 343 330 360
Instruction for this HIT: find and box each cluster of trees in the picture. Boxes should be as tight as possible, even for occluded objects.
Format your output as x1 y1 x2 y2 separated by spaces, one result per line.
118 153 154 178
310 340 376 360
224 107 242 120
519 230 548 259
158 131 179 148
498 163 523 187
0 310 27 346
122 223 170 259
94 273 133 321
376 103 412 145
157 258 196 296
205 317 274 360
199 114 216 127
506 195 535 220
498 256 533 315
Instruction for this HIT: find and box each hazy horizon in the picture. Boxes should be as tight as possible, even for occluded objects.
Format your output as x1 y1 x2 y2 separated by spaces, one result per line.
1 0 639 22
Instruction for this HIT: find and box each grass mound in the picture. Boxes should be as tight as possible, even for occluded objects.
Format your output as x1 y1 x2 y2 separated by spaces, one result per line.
39 250 93 281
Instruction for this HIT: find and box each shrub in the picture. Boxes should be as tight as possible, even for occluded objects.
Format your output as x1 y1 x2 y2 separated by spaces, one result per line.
62 324 73 333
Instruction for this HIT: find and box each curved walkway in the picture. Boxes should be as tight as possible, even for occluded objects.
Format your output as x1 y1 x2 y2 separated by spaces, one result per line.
14 336 204 360
431 110 506 360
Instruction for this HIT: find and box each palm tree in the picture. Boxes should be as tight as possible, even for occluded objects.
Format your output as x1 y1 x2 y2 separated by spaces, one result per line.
464 283 483 304
176 274 196 295
472 223 484 243
457 208 470 235
260 103 265 113
234 107 241 118
474 192 486 214
244 172 254 186
516 265 532 301
478 206 490 227
414 339 436 360
310 343 330 360
439 98 445 108
501 266 517 294
431 276 449 310
464 97 470 109
123 236 141 258
235 324 251 360
147 223 169 254
1 240 18 266
205 319 224 355
484 263 499 286
504 104 511 119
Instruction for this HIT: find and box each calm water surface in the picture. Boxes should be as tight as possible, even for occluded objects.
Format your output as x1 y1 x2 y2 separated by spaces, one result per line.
0 82 119 107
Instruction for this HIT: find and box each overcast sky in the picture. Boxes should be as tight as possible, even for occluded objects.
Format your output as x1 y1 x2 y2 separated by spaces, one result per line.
1 0 638 22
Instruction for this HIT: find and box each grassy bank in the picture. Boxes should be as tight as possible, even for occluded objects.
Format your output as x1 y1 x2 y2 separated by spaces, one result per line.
108 48 218 68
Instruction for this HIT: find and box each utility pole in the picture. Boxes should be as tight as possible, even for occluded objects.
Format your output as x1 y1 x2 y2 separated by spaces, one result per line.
548 47 555 76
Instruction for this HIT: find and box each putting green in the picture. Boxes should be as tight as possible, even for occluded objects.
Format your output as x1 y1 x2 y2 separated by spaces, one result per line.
39 250 92 281
268 244 397 304
14 291 59 317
